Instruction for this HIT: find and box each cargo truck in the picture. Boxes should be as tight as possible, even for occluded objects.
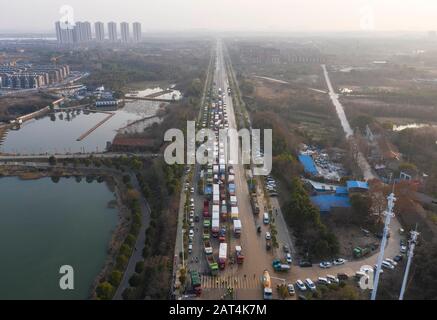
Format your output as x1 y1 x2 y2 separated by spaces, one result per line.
262 270 273 300
206 255 219 276
231 206 239 220
272 259 291 272
228 183 236 196
219 243 228 270
190 271 202 296
203 200 210 218
204 240 213 255
230 196 238 206
212 218 220 237
236 246 245 264
220 203 228 221
233 219 242 238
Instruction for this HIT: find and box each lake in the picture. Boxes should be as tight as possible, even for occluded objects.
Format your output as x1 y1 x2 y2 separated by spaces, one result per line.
0 100 162 154
0 177 118 299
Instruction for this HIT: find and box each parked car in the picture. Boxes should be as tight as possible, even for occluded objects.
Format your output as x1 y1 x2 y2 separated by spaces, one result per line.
295 280 307 291
286 253 292 264
287 284 295 296
382 261 395 270
317 277 331 285
400 245 408 254
319 261 332 269
333 258 346 265
393 255 403 263
326 275 340 284
188 244 193 254
385 258 398 266
265 232 272 240
299 260 312 268
283 245 290 253
337 273 349 281
305 279 316 291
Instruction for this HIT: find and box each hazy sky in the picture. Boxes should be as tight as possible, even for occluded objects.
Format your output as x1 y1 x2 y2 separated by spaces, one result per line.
1 0 437 33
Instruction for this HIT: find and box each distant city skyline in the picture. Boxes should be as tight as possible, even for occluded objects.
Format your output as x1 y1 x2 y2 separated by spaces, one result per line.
55 21 142 44
2 0 437 33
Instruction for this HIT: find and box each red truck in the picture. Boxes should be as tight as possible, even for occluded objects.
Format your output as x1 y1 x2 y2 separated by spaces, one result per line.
236 246 245 264
203 200 210 218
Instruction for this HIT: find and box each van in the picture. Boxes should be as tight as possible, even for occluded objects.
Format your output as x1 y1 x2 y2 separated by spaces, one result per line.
263 213 270 225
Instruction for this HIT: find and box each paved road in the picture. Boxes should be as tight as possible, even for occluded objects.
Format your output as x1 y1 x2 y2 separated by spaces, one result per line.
114 174 151 300
322 64 375 181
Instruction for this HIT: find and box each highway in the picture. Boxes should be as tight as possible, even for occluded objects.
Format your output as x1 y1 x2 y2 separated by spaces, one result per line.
179 41 406 301
188 40 276 300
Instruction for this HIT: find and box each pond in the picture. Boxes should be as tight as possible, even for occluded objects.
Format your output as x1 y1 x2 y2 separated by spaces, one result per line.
0 100 163 154
0 176 118 299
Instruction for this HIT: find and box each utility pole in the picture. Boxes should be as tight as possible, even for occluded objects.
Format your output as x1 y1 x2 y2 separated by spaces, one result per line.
371 189 396 300
399 227 420 300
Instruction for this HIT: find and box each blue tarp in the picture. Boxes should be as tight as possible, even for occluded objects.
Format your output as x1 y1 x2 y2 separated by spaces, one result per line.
298 154 318 176
347 181 369 191
311 195 351 213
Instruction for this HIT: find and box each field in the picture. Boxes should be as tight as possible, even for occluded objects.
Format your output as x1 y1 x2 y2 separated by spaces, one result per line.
0 93 54 122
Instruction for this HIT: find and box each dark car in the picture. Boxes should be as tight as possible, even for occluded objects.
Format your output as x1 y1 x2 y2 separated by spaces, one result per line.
337 273 349 281
194 215 200 222
393 255 404 263
299 260 312 268
298 294 308 300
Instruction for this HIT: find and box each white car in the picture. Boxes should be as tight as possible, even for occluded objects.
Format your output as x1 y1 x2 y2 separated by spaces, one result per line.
317 277 331 285
326 275 340 284
385 258 398 266
319 261 332 269
189 230 194 239
382 261 395 270
400 245 408 254
265 232 272 240
295 280 307 291
188 244 193 254
333 258 346 265
305 279 317 291
287 284 295 296
286 253 292 264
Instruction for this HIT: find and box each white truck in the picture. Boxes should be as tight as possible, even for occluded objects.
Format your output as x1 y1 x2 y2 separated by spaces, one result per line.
233 219 242 238
219 243 228 270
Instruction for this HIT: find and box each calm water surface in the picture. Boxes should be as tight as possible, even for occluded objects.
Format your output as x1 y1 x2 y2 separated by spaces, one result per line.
0 177 118 299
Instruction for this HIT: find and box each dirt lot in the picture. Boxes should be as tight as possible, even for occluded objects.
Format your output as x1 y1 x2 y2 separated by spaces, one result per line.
323 220 380 259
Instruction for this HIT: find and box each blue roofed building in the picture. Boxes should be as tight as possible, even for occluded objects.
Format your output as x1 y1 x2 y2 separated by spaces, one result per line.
347 181 369 193
298 154 318 176
310 194 351 214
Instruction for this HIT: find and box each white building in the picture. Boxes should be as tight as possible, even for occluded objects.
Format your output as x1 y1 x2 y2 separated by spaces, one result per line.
120 22 130 43
94 22 105 41
108 22 118 42
133 22 142 42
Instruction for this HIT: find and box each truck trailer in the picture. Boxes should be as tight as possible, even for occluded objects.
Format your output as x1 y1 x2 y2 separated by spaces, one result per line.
219 243 228 270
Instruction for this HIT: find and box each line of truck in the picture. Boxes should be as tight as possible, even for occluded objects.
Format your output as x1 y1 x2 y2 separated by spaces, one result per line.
198 82 246 276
